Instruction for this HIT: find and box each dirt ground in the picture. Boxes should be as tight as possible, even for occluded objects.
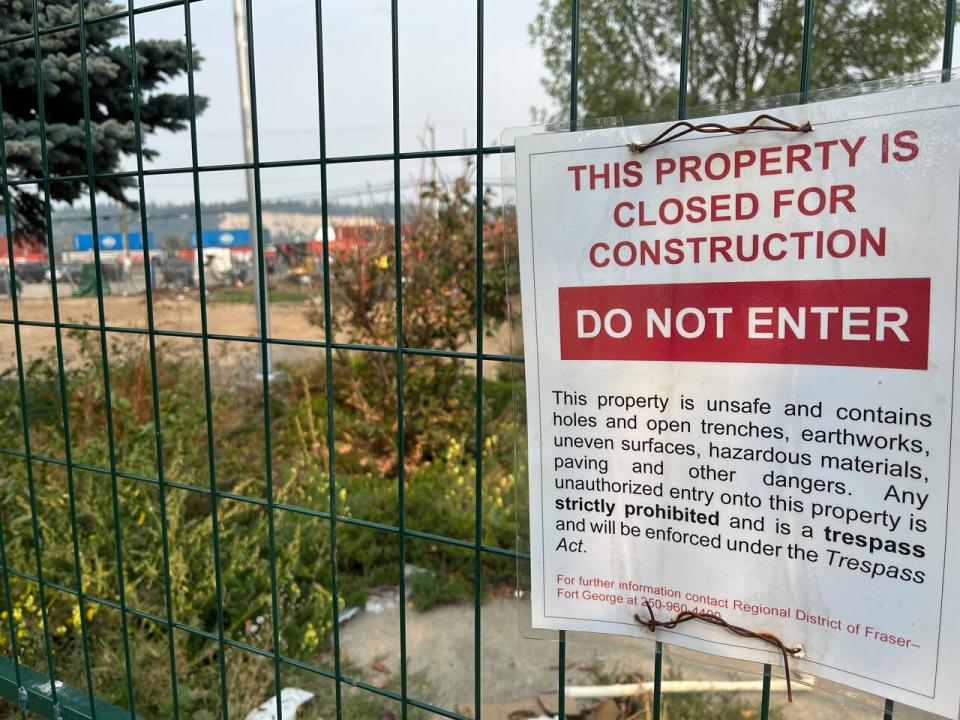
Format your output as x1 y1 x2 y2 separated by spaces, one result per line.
0 290 516 372
0 292 319 366
1 291 925 720
337 596 903 720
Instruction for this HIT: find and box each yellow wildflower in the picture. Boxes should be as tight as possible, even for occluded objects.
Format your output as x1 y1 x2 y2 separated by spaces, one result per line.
303 623 319 652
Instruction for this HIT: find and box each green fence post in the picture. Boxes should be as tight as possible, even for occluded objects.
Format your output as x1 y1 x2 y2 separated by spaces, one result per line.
800 0 816 103
389 1 410 716
474 0 487 718
75 2 139 713
239 1 287 716
678 0 691 119
0 71 41 720
759 663 772 720
182 4 231 717
6 48 99 720
312 1 345 717
123 2 182 715
884 698 895 720
652 641 663 720
944 0 957 78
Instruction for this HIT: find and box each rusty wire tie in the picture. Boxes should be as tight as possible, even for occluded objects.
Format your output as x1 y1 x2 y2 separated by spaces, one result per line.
634 600 804 702
627 113 812 153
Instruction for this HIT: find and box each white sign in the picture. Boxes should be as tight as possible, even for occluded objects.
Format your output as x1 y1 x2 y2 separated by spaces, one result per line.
515 83 960 718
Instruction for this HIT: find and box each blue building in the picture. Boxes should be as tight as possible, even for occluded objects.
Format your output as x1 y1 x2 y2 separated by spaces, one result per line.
189 229 265 248
73 232 154 251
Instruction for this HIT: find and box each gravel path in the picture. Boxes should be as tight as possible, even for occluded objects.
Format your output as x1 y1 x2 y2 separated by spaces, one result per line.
339 596 906 720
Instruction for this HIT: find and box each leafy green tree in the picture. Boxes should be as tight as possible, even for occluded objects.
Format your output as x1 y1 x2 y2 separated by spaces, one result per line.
0 0 206 236
530 0 947 121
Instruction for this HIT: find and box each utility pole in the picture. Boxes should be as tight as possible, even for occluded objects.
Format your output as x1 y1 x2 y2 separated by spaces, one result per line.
119 202 132 295
119 202 128 252
232 0 272 374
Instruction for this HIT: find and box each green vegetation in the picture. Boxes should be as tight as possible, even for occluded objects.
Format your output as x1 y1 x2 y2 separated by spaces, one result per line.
206 286 315 304
530 0 949 120
0 335 520 717
0 152 797 719
0 164 526 717
1 0 206 236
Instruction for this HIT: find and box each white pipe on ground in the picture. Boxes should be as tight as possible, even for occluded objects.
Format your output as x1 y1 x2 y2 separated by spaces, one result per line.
565 679 811 698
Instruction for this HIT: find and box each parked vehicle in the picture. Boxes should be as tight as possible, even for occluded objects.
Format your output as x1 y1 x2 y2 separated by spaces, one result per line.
16 261 47 283
0 266 22 298
50 261 119 283
44 266 64 282
162 257 197 289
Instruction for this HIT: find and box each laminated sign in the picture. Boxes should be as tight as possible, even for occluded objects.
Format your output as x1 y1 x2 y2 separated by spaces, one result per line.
515 82 960 717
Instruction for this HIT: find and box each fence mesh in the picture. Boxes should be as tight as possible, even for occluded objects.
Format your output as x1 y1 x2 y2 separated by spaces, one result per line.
0 0 957 718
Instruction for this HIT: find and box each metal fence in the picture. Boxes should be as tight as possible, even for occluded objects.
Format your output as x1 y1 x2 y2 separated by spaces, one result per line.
0 0 957 719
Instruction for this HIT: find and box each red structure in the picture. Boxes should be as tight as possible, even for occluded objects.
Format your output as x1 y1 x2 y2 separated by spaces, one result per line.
0 237 47 263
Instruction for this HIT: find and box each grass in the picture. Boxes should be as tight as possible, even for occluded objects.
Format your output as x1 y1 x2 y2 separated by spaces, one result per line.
0 666 435 720
207 286 315 303
0 337 520 717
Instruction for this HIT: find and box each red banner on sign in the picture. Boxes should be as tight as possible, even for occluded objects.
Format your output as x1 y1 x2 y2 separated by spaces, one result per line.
558 278 930 370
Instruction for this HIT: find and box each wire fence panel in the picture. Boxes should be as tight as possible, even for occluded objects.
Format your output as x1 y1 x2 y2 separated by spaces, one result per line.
0 0 957 718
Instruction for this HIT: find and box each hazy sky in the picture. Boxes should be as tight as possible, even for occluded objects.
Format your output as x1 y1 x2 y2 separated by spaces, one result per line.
127 0 553 205
96 1 958 210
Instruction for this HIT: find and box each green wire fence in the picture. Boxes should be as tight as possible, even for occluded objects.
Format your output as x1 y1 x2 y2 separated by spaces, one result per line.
0 0 957 718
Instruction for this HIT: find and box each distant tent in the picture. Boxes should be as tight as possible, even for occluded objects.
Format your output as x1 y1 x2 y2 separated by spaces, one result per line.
73 263 111 297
